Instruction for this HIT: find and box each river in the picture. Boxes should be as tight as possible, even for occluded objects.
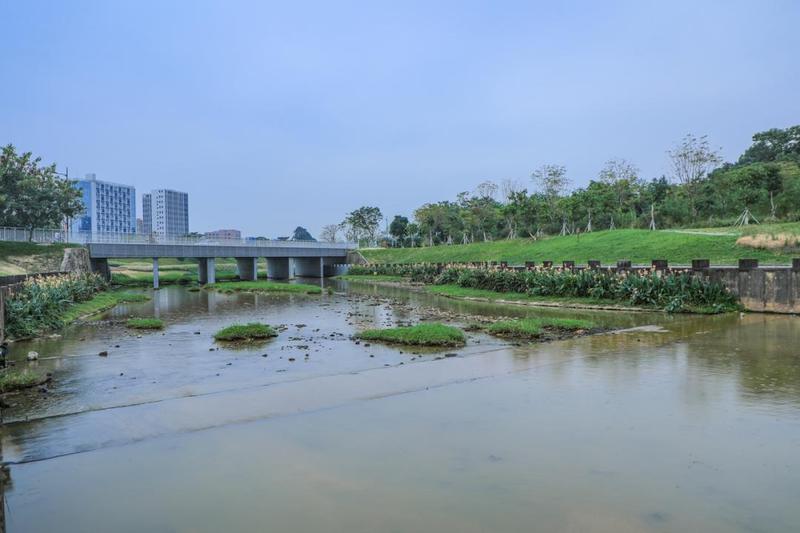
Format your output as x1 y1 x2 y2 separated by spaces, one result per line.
1 280 799 532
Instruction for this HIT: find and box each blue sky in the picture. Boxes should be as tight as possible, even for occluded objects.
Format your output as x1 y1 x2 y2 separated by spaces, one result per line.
1 0 798 236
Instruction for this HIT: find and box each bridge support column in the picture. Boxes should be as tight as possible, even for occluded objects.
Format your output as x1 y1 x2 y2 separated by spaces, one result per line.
236 257 257 281
198 258 208 284
207 258 215 284
153 257 159 290
293 257 324 278
89 258 111 281
266 258 290 280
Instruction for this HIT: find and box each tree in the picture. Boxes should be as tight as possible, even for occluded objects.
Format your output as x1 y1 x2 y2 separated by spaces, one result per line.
388 215 409 246
342 206 382 246
292 226 315 241
739 125 800 164
667 134 722 217
320 224 340 243
598 158 640 211
531 164 569 223
0 144 83 240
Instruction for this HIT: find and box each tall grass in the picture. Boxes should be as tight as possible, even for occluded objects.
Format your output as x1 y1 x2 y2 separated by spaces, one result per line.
4 273 108 338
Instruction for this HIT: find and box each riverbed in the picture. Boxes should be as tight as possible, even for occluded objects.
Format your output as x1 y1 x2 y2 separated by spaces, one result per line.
1 280 799 532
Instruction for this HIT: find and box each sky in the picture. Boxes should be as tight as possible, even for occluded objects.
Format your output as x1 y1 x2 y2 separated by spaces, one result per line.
1 0 798 237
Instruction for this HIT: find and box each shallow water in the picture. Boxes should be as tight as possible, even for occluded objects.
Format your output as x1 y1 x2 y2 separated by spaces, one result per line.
2 280 799 532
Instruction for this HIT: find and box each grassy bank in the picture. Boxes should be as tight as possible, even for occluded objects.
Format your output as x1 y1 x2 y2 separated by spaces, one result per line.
361 228 795 265
111 269 254 286
357 323 466 347
207 280 322 294
336 274 406 282
61 291 150 324
0 241 79 275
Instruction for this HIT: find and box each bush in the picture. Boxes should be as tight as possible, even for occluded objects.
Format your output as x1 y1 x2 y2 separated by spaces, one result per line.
4 273 108 338
347 264 738 313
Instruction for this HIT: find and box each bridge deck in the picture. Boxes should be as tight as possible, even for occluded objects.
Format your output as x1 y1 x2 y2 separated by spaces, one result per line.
87 242 349 259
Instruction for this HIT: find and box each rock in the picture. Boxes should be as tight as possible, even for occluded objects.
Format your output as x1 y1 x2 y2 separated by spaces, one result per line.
364 343 371 347
444 353 458 358
60 247 92 274
288 357 296 362
27 351 39 361
194 331 201 335
98 351 108 357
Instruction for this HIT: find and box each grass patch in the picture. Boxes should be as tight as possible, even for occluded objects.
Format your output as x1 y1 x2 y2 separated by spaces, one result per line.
214 323 278 342
0 241 77 259
337 274 406 282
426 284 628 307
357 323 466 347
361 228 794 265
126 317 164 330
0 369 45 393
486 317 595 339
60 291 150 324
207 280 322 294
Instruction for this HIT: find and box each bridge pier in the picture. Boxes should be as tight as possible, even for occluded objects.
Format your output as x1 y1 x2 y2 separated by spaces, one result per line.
198 258 216 284
235 257 257 281
266 258 290 280
90 258 111 281
153 258 159 289
293 257 325 278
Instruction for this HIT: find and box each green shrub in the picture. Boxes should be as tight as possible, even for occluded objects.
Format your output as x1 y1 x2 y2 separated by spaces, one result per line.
4 273 108 338
349 264 738 313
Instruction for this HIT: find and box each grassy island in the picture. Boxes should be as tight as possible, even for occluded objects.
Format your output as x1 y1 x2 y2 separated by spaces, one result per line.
0 369 46 393
126 317 164 330
485 317 596 339
207 280 322 295
357 323 466 347
214 323 279 342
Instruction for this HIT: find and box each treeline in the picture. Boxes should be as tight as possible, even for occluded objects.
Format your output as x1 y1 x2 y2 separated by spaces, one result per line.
329 126 800 246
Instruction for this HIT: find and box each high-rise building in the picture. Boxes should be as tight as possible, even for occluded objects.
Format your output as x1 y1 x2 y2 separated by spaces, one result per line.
142 193 152 234
141 189 189 237
70 173 136 235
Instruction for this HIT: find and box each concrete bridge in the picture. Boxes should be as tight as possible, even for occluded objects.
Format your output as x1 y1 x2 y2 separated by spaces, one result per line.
86 240 354 288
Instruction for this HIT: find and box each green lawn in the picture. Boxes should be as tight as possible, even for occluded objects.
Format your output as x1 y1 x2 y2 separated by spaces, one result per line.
362 228 796 265
357 323 466 347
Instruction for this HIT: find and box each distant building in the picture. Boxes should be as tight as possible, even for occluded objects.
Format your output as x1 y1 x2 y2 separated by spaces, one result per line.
205 229 241 240
70 173 136 235
142 193 152 234
141 189 189 237
136 218 144 234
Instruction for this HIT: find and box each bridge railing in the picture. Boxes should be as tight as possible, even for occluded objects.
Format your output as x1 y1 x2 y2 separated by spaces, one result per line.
0 227 356 249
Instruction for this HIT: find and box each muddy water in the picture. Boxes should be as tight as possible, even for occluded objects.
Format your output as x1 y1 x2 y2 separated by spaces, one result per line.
2 280 800 532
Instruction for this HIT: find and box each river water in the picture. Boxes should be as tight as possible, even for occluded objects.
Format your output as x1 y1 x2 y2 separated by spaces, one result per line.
1 280 799 532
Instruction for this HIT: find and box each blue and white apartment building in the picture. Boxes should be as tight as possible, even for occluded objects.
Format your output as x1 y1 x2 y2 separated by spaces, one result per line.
70 173 136 235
